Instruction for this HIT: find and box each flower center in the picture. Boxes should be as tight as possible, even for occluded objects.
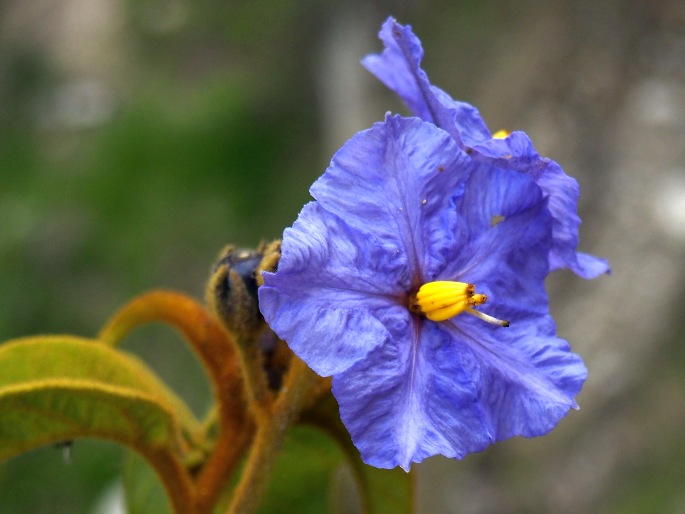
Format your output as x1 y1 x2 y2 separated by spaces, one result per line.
408 281 509 327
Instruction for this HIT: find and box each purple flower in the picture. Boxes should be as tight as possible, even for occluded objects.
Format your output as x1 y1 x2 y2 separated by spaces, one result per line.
259 114 588 470
363 18 609 279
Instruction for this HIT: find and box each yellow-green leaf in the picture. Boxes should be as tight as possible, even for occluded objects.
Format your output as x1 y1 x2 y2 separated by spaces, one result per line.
122 451 174 514
0 380 176 460
0 336 201 462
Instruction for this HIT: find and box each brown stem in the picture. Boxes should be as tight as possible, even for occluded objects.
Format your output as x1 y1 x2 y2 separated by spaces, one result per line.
98 290 254 512
226 358 323 514
145 448 199 514
194 413 253 513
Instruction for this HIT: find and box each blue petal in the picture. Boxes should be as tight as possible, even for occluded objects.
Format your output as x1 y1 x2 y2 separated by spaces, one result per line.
441 167 553 323
333 308 585 471
259 202 410 376
333 321 494 471
441 171 587 441
469 131 546 179
443 314 587 441
536 160 611 278
471 135 611 278
334 307 585 470
364 18 609 279
575 252 611 279
452 164 545 245
310 114 473 285
362 18 491 146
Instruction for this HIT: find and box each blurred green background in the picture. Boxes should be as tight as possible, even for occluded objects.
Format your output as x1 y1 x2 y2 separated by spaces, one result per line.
2 0 685 512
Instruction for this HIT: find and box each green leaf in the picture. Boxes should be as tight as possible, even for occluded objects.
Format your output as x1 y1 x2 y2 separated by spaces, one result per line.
257 424 345 514
354 462 413 514
257 421 414 514
301 396 415 514
0 336 201 462
122 451 173 514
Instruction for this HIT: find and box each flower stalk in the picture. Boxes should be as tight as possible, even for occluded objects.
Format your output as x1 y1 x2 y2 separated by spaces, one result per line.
227 357 324 514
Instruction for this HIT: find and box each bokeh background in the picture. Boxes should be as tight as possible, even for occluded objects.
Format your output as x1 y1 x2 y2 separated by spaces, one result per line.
2 0 685 512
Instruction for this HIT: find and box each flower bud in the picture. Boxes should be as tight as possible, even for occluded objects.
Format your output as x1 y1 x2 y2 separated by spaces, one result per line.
207 246 263 338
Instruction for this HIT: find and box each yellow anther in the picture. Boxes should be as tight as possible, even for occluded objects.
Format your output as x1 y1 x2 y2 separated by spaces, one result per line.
416 281 473 301
416 281 472 297
490 215 506 227
409 281 509 326
427 302 468 321
410 281 484 322
471 293 487 305
492 129 511 139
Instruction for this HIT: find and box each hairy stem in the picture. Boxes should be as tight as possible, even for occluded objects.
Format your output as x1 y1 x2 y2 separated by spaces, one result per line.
145 448 199 514
226 358 322 514
98 290 254 512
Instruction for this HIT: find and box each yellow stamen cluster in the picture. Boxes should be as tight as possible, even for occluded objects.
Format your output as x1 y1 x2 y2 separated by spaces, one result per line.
409 281 509 327
409 281 485 321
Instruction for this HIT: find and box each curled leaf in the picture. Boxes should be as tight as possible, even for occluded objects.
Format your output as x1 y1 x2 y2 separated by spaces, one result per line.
0 336 201 461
